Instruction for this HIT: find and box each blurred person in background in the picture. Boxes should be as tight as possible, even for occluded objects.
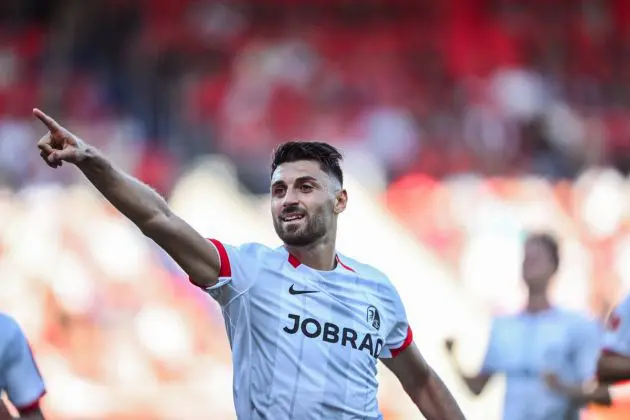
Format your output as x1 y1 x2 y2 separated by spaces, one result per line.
31 109 465 419
0 313 46 420
595 294 630 409
445 232 610 419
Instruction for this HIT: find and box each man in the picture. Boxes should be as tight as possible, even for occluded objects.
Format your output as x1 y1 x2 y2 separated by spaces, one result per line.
0 313 46 420
32 109 465 419
595 294 630 407
445 232 609 419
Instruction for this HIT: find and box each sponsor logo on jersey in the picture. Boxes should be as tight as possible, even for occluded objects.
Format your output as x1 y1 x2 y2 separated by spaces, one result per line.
283 314 384 358
288 284 319 295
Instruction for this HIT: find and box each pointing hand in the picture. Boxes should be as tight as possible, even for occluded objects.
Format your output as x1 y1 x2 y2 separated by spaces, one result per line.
33 108 88 168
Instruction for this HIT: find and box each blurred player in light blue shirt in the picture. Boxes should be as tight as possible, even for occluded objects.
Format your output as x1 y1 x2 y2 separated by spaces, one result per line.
596 293 630 405
0 313 46 420
446 232 610 420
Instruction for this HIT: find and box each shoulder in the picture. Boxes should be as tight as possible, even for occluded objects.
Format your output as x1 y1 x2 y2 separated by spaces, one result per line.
612 294 630 315
0 312 21 339
604 295 630 331
0 313 23 361
338 254 392 284
222 241 281 261
233 242 275 255
491 314 517 328
554 308 600 334
558 308 597 323
338 254 403 301
220 242 297 274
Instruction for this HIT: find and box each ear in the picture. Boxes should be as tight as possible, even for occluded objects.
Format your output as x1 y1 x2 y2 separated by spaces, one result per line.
334 189 348 214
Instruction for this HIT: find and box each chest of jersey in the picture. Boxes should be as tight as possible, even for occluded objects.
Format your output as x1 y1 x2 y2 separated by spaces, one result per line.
247 262 389 363
492 314 578 375
215 247 399 418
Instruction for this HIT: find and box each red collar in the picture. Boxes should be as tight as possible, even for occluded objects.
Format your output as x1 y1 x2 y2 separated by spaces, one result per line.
288 253 355 272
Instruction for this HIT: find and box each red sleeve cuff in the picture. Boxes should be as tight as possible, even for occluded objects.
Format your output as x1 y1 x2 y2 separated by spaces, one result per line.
188 239 232 287
15 390 46 415
391 326 413 358
208 239 231 278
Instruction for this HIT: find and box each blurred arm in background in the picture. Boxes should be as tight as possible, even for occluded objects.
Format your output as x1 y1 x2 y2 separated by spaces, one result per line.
383 343 466 419
14 407 44 420
32 109 222 289
1 395 45 419
444 338 492 396
0 398 12 420
598 352 630 384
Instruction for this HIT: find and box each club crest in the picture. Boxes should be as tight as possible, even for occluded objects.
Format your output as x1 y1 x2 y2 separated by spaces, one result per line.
367 305 381 330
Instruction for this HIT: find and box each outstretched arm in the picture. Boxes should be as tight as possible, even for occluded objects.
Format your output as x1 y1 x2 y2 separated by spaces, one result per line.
73 146 221 288
382 343 466 420
33 109 221 288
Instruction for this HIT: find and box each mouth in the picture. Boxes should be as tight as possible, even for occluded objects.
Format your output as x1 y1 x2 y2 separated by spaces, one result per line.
281 213 305 223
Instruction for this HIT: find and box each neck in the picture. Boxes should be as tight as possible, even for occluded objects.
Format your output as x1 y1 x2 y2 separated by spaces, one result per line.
525 290 551 313
285 236 337 271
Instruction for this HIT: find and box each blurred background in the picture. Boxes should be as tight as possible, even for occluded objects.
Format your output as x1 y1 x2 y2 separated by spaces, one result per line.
2 0 630 418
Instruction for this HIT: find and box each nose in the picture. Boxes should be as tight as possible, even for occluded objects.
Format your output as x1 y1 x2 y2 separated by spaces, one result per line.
282 188 299 207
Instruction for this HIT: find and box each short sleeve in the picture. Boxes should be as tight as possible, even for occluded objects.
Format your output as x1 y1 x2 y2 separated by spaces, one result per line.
480 318 503 374
1 322 45 410
603 295 630 356
379 289 413 359
192 240 263 307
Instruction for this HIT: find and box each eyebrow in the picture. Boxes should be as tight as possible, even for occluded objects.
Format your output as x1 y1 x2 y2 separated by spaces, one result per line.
271 176 319 188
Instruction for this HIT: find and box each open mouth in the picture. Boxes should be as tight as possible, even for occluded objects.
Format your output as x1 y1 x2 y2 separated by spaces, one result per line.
281 214 305 222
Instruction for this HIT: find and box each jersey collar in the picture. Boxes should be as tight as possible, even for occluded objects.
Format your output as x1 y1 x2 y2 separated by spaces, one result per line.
287 252 355 273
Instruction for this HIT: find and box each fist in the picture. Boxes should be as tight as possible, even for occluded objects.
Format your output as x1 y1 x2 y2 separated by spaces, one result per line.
444 338 456 353
33 108 87 168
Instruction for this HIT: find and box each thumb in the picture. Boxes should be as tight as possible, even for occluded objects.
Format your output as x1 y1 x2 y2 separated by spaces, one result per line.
48 148 78 163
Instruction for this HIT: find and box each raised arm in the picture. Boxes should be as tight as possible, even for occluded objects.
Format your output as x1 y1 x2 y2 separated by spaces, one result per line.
382 343 466 419
33 109 221 288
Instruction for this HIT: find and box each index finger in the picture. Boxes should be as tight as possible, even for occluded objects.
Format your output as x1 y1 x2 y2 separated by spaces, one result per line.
33 108 61 132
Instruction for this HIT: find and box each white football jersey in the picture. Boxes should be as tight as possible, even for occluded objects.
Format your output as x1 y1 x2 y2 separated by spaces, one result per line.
603 294 630 356
0 313 45 412
196 240 413 420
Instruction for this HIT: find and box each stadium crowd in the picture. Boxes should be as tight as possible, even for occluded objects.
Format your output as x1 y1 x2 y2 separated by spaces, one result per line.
1 0 630 191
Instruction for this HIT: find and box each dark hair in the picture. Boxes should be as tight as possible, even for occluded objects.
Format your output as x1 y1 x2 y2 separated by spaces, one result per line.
528 232 560 269
271 141 344 185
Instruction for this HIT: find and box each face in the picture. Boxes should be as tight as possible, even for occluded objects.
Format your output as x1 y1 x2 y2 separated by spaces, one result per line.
522 237 557 292
270 160 347 247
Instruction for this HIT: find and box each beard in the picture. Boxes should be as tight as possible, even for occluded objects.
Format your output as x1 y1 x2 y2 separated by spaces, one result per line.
273 210 328 246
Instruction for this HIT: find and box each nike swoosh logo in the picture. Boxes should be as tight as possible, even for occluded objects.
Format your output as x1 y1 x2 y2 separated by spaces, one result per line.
289 284 319 295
